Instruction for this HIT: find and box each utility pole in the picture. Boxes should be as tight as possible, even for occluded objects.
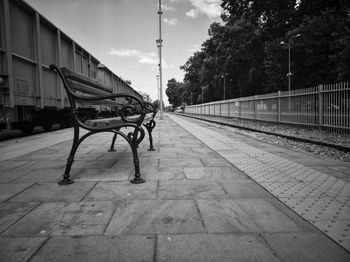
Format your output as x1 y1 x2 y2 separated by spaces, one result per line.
280 34 301 112
156 74 160 109
156 0 164 120
221 73 227 100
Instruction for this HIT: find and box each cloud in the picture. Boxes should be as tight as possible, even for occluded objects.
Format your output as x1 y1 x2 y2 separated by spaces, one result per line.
109 48 139 57
109 48 158 65
109 48 169 69
161 4 175 12
186 0 222 19
186 9 200 19
163 18 178 26
139 56 158 65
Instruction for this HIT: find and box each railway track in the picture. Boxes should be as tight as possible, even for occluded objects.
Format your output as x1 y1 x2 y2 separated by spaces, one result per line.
178 113 350 154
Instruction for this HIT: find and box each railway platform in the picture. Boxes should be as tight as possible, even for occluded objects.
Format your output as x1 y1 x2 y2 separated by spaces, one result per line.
0 113 349 261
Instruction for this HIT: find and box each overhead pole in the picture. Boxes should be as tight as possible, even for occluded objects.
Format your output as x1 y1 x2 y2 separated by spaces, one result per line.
157 0 164 120
156 74 160 108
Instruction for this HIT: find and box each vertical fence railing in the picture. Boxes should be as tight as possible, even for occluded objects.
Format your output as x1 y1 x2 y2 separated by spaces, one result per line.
184 82 350 133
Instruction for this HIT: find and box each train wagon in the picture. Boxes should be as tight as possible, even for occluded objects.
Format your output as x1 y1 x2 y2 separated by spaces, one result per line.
0 0 141 133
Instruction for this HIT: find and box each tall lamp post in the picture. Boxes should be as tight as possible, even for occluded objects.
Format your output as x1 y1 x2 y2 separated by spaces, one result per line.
156 0 164 120
280 34 301 111
156 74 160 109
221 73 228 100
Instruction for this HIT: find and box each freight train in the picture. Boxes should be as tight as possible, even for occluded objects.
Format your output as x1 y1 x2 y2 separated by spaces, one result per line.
0 0 141 133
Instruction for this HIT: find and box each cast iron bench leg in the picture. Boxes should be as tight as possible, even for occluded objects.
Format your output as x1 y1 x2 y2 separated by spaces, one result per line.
58 127 95 185
143 120 156 151
129 127 145 184
59 126 80 185
108 127 121 152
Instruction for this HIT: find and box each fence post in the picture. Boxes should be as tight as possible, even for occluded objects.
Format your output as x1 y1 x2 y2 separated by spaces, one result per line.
239 99 242 119
254 95 257 120
318 84 323 129
228 101 230 117
277 91 281 123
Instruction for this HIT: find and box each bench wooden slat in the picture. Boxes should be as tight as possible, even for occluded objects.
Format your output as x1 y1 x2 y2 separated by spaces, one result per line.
62 67 113 94
84 113 154 128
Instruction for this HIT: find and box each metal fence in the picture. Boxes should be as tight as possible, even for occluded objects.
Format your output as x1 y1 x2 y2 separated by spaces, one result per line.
185 82 350 133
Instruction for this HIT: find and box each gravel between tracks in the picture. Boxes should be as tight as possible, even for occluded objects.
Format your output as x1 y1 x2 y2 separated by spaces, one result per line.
180 113 350 162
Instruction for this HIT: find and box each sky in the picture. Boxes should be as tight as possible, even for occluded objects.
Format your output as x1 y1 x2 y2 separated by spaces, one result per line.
24 0 223 105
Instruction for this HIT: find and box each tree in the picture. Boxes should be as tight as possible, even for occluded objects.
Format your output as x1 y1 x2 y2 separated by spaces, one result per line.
175 0 350 105
165 78 186 108
152 99 164 110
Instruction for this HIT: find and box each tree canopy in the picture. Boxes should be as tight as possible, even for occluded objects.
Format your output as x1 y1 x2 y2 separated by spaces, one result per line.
167 0 350 107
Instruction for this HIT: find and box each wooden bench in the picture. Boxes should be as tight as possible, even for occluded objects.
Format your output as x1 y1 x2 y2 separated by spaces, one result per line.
50 64 156 185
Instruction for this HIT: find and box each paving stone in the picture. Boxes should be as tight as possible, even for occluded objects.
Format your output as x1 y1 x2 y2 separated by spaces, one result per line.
29 235 155 262
10 169 63 183
0 237 47 262
190 147 215 153
105 200 204 235
3 201 115 236
311 219 350 251
0 160 32 171
7 182 96 202
142 167 185 180
73 158 117 169
84 181 157 201
157 233 279 262
177 151 219 159
262 232 350 262
159 180 227 199
72 167 132 182
0 183 33 202
158 143 174 148
0 169 31 183
173 142 203 148
197 199 307 233
200 158 234 167
96 150 130 161
20 151 68 161
219 180 274 199
184 167 247 180
139 152 178 159
280 196 350 221
18 160 67 170
159 158 203 168
0 202 39 233
157 147 189 153
259 181 325 198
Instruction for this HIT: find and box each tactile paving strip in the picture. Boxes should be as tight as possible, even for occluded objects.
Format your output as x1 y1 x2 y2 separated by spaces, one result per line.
170 115 350 252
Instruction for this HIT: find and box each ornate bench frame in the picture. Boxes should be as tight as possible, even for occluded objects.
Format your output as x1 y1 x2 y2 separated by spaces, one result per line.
50 64 156 185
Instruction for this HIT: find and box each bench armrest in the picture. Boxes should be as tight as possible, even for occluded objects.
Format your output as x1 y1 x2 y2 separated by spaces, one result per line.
143 102 157 118
50 64 147 124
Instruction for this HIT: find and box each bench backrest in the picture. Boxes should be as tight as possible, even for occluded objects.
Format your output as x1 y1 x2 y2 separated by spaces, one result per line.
61 67 113 96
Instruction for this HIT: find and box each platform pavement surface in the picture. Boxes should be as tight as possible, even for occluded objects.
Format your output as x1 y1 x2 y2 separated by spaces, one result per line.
0 114 349 261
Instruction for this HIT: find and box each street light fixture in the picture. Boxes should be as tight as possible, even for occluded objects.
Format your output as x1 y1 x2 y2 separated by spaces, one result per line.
221 73 228 100
156 0 164 120
280 34 301 111
156 74 160 109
